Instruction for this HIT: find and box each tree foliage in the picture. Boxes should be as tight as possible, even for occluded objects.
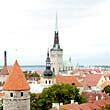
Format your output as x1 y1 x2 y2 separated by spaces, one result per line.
30 83 87 110
103 85 110 95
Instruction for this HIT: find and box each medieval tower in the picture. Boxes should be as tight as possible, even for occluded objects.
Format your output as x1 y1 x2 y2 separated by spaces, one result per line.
50 14 63 75
42 50 55 88
3 60 30 110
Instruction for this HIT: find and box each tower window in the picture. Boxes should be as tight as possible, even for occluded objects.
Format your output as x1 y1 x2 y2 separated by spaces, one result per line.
49 80 51 84
21 92 23 96
10 93 13 97
45 80 47 84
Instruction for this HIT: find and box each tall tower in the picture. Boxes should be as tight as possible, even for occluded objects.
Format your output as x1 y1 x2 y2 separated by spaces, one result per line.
50 13 63 75
3 60 30 110
42 50 54 87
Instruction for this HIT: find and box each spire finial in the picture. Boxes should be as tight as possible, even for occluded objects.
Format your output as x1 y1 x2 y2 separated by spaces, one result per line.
47 48 49 57
55 12 58 32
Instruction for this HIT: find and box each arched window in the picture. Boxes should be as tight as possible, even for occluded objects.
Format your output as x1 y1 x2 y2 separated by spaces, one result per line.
45 80 47 84
49 80 51 84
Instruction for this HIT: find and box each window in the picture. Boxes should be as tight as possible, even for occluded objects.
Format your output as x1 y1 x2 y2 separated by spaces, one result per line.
49 80 51 84
45 80 47 84
72 83 75 86
10 93 13 97
21 92 23 96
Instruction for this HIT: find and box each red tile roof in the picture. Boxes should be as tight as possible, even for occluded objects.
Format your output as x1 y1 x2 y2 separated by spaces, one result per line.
83 74 102 86
60 100 110 110
56 75 83 87
3 60 30 91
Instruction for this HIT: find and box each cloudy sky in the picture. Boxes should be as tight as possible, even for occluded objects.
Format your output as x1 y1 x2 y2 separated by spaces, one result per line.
0 0 110 66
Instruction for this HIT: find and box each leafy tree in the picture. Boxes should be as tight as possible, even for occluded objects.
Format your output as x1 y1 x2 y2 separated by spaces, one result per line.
103 85 110 95
30 83 87 110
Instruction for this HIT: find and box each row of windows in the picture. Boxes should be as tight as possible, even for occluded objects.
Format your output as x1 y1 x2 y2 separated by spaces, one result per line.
45 80 52 84
10 92 23 97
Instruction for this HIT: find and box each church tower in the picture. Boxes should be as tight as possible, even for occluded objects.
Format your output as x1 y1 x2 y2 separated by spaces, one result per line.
43 50 54 88
50 14 63 75
3 60 30 110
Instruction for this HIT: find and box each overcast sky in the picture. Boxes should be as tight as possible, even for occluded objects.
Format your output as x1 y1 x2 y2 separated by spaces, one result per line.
0 0 110 66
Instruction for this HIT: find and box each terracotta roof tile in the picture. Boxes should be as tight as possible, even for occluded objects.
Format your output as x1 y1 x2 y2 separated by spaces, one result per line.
3 60 30 91
56 75 83 87
60 100 110 110
83 74 102 86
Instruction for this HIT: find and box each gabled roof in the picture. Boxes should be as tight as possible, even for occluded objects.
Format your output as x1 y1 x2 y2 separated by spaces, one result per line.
3 60 30 91
56 75 83 87
83 74 102 87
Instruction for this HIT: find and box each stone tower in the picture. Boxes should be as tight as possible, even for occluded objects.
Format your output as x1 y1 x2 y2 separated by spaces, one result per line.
3 60 30 110
50 14 63 75
42 50 54 88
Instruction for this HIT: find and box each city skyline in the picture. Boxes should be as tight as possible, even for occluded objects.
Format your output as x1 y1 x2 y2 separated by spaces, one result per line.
0 0 110 65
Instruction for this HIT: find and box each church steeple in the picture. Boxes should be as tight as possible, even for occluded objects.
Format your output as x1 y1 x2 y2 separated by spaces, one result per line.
43 50 53 78
51 13 63 51
46 49 51 70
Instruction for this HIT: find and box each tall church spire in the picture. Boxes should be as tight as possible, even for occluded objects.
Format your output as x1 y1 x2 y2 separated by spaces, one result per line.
51 13 63 51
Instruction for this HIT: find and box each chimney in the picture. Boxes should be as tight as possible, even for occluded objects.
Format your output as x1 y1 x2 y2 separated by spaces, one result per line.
52 103 59 110
96 95 99 101
4 51 7 67
71 100 74 104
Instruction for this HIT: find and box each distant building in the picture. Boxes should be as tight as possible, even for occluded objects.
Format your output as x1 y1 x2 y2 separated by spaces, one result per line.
50 14 63 75
3 60 30 110
42 50 55 88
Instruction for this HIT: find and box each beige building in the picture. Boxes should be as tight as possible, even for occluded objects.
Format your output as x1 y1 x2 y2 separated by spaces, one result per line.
3 60 30 110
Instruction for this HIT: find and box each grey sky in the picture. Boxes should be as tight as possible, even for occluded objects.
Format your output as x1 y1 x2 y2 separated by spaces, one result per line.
0 0 110 65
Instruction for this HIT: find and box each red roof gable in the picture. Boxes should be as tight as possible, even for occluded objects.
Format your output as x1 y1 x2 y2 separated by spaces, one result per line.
56 75 83 87
3 60 30 91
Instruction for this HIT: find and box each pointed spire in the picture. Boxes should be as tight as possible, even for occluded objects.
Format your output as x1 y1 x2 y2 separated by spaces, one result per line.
3 60 30 91
47 48 49 58
50 13 63 51
55 12 58 32
4 51 7 67
46 49 51 69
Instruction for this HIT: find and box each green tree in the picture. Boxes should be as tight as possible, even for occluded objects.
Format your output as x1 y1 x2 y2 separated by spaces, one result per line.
103 85 110 95
30 83 87 110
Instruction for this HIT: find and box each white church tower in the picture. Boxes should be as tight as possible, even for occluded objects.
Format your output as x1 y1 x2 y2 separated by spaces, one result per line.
50 14 63 75
3 60 30 110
